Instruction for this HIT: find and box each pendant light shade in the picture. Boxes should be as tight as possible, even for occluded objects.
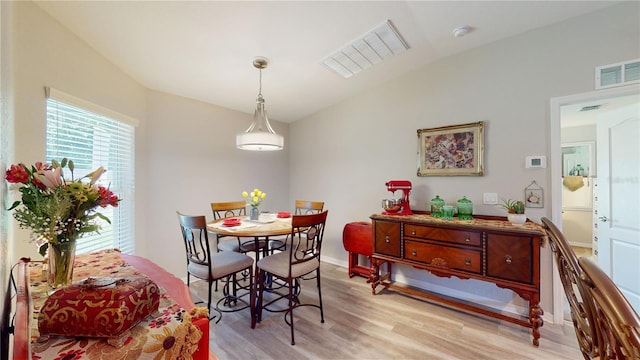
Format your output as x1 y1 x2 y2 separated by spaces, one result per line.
236 57 284 151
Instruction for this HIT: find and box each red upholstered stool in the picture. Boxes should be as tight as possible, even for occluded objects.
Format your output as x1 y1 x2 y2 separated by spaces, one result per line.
343 221 385 280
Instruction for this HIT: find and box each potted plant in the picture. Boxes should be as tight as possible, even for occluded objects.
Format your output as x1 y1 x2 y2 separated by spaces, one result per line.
499 199 527 226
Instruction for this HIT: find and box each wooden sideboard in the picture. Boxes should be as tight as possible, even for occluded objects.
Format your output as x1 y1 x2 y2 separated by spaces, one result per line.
369 213 545 346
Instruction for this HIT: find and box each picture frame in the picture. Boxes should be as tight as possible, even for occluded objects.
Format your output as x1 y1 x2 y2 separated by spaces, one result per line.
417 121 484 176
525 180 544 208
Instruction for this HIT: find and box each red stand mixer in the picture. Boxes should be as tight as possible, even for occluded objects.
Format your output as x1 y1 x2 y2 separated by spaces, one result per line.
381 180 413 215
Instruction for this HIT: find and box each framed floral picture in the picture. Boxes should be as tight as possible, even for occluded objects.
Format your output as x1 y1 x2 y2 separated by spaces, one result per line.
417 121 484 176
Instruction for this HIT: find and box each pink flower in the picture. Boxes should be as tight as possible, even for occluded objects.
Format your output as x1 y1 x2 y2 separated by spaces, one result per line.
33 166 62 189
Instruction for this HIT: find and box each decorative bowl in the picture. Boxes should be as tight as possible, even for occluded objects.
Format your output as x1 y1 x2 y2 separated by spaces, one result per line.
381 199 402 213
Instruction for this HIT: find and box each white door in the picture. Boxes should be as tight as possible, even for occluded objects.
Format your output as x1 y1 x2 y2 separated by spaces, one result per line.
596 102 640 312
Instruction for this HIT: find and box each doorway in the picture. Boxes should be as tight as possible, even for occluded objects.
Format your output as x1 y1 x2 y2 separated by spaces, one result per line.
550 84 640 324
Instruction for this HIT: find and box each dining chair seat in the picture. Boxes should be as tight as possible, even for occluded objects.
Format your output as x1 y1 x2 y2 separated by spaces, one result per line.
256 251 319 279
187 251 254 280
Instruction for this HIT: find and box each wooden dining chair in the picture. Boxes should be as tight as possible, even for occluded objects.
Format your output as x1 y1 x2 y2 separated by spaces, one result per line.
177 212 255 323
253 210 329 345
211 200 268 255
269 200 325 252
541 217 600 359
579 257 640 359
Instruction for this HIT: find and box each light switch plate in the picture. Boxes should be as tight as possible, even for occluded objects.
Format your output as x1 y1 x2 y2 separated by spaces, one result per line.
483 192 498 205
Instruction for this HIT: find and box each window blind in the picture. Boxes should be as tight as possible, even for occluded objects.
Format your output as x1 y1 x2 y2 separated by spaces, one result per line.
45 88 136 254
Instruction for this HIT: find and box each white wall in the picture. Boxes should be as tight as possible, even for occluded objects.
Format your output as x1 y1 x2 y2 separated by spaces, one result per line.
142 90 289 274
290 2 640 318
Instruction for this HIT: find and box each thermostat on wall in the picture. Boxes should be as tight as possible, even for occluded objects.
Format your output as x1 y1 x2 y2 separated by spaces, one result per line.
525 156 546 168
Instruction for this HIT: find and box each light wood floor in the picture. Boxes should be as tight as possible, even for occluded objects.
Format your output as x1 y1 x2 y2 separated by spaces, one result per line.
189 263 583 360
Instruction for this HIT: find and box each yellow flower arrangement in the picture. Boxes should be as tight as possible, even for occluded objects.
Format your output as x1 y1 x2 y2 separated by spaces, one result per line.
242 188 266 207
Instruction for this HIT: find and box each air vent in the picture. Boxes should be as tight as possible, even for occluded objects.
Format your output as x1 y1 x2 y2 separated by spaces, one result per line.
596 59 640 89
322 20 409 79
580 105 602 112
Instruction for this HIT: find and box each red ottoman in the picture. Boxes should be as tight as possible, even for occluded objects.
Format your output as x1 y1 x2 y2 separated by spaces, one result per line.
342 222 375 279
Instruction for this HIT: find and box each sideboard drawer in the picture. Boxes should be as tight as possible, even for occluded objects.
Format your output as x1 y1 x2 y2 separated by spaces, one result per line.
404 225 481 246
405 240 481 274
374 221 401 258
487 234 533 284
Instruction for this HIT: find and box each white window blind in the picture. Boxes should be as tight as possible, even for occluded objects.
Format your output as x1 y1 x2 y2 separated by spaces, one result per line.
45 88 136 254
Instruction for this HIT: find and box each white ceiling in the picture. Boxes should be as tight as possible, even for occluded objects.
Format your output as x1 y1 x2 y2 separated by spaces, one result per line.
34 1 622 123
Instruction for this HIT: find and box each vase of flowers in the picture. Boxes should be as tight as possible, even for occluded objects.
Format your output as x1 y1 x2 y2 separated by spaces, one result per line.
242 188 266 221
5 158 120 290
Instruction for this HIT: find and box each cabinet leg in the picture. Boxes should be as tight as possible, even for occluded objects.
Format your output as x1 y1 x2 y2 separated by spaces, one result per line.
370 259 380 294
529 299 544 347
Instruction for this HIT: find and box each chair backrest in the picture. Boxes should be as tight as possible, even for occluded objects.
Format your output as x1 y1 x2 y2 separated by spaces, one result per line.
541 217 600 359
579 257 640 359
211 200 247 220
294 200 324 215
287 210 328 273
177 212 213 272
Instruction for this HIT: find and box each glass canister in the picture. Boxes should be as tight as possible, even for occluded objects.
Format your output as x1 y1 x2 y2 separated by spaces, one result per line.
456 196 473 220
430 195 445 218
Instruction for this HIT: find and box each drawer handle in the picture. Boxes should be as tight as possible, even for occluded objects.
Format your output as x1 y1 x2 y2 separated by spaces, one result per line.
385 235 390 243
465 237 470 243
465 258 471 266
411 249 417 256
411 229 416 235
505 255 512 264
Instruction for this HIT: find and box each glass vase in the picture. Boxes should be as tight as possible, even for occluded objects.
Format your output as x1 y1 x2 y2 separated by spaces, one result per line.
250 206 260 221
48 240 77 291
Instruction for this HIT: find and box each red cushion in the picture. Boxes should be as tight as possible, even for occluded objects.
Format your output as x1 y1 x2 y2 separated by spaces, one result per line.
38 276 160 338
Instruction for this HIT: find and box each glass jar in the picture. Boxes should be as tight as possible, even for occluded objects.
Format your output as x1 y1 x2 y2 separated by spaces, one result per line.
430 195 445 218
456 196 473 220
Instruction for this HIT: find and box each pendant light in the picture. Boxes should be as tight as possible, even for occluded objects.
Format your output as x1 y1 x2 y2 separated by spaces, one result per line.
236 57 284 151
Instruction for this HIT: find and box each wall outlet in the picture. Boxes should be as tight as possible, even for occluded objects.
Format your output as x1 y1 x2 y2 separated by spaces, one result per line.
483 192 498 205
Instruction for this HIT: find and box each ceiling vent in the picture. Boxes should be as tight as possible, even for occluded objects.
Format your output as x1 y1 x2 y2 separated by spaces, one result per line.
322 20 409 79
580 105 602 112
595 58 640 89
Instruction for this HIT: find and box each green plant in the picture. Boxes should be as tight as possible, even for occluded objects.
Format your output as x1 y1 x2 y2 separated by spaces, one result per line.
498 199 525 214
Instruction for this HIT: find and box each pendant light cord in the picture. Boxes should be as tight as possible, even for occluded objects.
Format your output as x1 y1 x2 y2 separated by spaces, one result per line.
257 68 263 100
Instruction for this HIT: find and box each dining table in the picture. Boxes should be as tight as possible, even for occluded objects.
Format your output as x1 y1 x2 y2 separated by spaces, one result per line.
206 213 293 264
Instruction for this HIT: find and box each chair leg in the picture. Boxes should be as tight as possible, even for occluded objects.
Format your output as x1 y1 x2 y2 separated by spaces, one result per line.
249 266 256 329
316 268 324 323
254 269 264 325
288 277 295 345
207 278 213 320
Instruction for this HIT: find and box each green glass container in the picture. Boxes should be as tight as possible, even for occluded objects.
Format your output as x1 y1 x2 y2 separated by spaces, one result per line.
456 196 473 220
430 195 445 218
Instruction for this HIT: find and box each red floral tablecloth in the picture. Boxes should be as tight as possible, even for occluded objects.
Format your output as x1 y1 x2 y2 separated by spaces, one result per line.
28 249 208 360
